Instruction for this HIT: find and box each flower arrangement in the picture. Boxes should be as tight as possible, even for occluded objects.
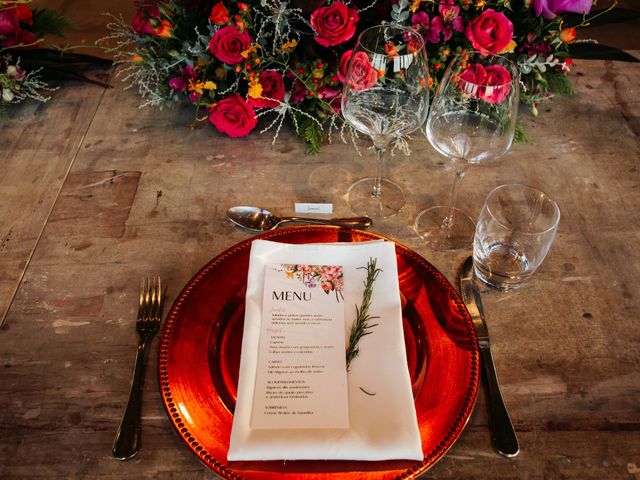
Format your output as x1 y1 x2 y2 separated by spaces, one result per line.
106 0 611 151
281 264 344 301
0 0 74 115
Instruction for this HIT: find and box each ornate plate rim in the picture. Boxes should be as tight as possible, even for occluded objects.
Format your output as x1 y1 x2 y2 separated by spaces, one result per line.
158 226 479 479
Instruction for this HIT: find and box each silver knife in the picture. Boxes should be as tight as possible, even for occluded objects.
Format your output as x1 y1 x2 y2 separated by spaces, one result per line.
460 256 519 457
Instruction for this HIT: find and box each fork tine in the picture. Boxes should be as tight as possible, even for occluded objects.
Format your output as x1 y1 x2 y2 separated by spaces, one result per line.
155 276 162 318
137 278 146 320
151 277 159 319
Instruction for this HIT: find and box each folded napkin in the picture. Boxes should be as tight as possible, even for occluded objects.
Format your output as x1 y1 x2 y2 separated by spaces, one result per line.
227 239 422 461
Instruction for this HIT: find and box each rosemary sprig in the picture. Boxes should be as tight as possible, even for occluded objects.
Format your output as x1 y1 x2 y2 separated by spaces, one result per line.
345 258 382 371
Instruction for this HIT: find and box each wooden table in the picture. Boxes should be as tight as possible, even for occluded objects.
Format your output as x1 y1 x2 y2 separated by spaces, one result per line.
1 55 639 479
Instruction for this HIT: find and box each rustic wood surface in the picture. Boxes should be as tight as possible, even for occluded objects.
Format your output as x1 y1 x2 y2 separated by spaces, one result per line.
1 45 639 480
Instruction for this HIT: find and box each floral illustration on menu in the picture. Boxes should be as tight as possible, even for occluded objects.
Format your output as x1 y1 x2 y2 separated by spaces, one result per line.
280 264 344 302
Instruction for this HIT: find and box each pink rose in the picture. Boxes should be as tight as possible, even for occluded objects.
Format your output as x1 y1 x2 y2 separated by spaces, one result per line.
310 1 359 47
458 63 512 104
209 25 251 65
290 79 307 104
209 94 257 138
337 48 353 83
248 70 285 108
532 0 592 19
0 9 19 36
465 9 513 55
343 51 378 91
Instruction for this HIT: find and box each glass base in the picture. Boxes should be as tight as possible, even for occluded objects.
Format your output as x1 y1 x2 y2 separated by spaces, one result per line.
346 177 405 220
414 206 476 251
473 249 532 291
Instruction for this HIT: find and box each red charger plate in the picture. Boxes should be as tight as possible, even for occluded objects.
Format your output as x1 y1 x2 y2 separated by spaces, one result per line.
159 226 479 479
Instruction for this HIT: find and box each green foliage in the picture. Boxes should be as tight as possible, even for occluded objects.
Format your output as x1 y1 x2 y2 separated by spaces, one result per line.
546 71 576 95
31 9 76 38
514 122 534 144
299 116 323 155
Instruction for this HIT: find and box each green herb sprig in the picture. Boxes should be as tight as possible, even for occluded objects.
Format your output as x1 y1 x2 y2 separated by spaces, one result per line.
345 258 382 372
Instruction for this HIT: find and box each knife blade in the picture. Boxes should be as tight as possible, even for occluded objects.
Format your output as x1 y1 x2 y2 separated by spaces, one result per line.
460 256 519 457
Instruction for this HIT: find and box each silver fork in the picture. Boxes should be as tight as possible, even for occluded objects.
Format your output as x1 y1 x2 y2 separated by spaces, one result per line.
113 277 165 460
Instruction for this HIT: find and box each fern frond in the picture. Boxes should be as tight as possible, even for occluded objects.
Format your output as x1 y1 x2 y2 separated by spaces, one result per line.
299 115 323 154
31 9 77 38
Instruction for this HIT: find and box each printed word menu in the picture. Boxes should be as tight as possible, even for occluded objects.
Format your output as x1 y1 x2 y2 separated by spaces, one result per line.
251 264 349 429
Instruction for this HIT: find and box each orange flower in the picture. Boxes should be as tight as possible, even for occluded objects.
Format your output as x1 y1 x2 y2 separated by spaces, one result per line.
130 54 143 62
155 20 173 38
560 27 576 43
407 39 422 53
384 42 398 59
234 14 244 30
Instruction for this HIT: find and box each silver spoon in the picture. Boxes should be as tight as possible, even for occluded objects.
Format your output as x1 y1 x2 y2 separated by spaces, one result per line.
227 206 373 232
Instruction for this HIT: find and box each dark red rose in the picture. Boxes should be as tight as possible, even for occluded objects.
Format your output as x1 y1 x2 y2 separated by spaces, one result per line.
0 9 19 36
209 25 251 65
310 1 359 47
132 5 162 36
248 70 285 109
209 94 257 138
15 4 33 26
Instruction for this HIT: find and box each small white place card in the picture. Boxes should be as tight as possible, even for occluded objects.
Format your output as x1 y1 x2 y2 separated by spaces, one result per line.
251 263 349 430
294 203 333 214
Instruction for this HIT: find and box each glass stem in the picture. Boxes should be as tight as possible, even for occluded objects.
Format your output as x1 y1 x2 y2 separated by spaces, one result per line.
371 146 385 198
443 159 470 228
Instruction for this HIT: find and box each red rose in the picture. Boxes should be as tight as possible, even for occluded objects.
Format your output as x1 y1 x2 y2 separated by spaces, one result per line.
248 70 285 109
311 1 359 47
465 9 513 55
15 4 33 26
132 5 162 36
344 51 378 91
209 2 230 25
209 94 257 138
209 25 251 65
458 63 512 104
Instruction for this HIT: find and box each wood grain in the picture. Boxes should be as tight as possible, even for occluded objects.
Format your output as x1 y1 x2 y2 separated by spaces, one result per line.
0 82 109 325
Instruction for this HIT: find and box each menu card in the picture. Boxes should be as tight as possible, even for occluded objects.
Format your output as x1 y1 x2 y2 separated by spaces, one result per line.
251 264 349 429
227 240 422 462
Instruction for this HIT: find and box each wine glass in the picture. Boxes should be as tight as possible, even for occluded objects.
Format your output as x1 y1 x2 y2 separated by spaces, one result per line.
414 51 520 250
341 25 429 219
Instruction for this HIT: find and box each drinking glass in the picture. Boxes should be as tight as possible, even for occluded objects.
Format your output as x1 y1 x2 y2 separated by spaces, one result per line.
414 52 519 249
341 25 429 219
473 184 560 290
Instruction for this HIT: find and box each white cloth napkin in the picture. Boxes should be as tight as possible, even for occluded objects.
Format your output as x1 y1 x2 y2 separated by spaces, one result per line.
227 239 422 461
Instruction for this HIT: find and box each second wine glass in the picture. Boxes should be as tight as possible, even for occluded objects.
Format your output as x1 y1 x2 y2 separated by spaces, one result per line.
415 51 520 250
342 25 429 219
